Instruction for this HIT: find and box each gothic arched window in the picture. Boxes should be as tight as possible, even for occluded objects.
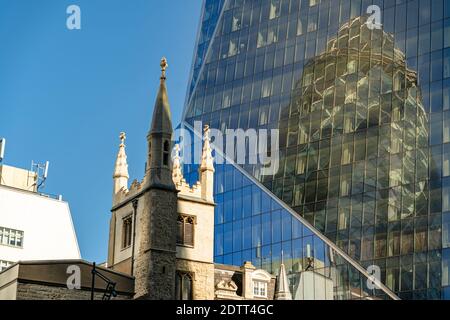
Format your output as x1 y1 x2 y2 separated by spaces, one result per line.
177 215 195 247
121 216 133 249
175 272 193 300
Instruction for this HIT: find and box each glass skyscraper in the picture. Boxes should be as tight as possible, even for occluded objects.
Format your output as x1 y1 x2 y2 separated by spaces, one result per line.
182 0 450 300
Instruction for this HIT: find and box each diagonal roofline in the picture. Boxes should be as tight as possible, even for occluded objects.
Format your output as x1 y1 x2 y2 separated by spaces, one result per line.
183 0 208 108
182 0 229 121
181 120 400 300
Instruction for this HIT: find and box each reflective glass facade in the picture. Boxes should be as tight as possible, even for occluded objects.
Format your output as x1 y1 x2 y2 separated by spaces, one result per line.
184 0 450 299
182 128 397 299
187 0 225 100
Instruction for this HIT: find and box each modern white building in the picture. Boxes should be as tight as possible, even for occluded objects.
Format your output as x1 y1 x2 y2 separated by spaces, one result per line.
0 163 80 271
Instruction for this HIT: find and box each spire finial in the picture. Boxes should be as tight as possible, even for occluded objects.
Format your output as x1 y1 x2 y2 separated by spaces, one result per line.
160 57 168 80
200 124 214 172
199 124 215 202
172 143 183 185
119 132 126 146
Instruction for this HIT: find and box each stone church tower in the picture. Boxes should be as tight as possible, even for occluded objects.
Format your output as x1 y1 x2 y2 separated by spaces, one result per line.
133 57 179 300
107 58 215 300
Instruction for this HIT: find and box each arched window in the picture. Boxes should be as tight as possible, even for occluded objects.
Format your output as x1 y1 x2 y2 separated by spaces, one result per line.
177 215 195 247
121 216 133 249
175 272 193 300
163 140 170 166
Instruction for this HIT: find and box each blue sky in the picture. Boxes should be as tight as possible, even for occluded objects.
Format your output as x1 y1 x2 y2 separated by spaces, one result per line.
0 0 202 262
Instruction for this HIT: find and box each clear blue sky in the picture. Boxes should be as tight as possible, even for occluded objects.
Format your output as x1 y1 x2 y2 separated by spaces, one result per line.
0 0 202 262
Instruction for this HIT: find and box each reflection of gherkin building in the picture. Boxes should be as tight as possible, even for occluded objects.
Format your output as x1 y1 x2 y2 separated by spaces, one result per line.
295 16 430 248
284 15 429 289
183 1 450 300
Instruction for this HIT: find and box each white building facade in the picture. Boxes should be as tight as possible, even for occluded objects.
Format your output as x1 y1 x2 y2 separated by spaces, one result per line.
0 164 80 271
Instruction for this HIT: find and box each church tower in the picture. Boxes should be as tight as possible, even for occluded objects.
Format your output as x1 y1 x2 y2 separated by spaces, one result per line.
134 58 178 300
108 58 216 300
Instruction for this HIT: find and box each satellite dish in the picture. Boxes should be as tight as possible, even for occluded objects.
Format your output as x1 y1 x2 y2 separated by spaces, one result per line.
0 138 5 162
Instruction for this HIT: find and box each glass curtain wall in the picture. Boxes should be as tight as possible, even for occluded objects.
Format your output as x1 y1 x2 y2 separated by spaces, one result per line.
181 126 397 300
187 0 226 101
183 0 450 299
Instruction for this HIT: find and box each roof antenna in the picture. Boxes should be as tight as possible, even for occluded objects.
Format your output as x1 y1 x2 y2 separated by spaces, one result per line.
0 138 5 163
32 160 50 192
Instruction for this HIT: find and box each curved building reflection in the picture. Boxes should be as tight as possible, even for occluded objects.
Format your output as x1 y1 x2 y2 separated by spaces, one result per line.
182 10 433 299
279 16 429 294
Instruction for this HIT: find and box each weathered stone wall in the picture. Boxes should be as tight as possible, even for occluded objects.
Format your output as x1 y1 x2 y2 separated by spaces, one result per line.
176 259 214 300
16 283 132 300
134 188 178 300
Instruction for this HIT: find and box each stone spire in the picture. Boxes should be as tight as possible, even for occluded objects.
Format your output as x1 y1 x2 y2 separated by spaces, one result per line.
275 252 292 300
113 132 129 200
149 57 172 136
200 125 214 202
134 58 178 300
146 57 175 188
172 144 183 185
200 125 214 171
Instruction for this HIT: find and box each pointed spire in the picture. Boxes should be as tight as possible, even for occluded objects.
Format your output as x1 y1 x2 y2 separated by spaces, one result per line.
199 125 215 202
149 57 172 136
200 125 214 172
114 132 129 180
113 132 129 199
275 252 292 300
172 144 183 185
146 57 175 188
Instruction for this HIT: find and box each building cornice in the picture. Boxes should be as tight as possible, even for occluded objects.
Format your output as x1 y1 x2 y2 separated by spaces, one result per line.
111 183 178 212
